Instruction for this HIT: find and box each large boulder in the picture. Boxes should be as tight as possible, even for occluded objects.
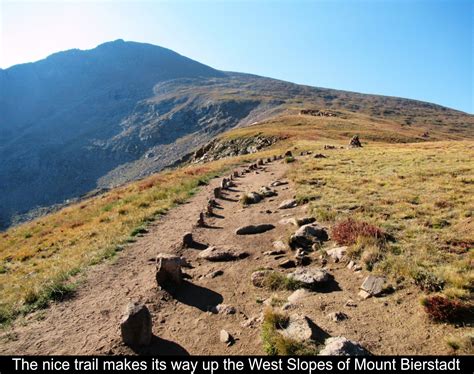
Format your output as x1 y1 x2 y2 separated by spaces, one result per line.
120 302 152 346
287 268 330 287
289 223 329 249
236 224 275 235
156 253 183 289
319 337 370 356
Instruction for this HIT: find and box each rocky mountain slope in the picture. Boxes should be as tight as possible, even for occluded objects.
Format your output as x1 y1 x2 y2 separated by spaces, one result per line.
1 40 472 229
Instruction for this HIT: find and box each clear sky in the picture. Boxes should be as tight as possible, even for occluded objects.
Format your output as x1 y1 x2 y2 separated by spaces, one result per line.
0 0 472 113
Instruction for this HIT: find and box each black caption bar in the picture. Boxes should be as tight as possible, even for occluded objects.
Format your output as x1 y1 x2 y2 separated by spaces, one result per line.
0 356 473 374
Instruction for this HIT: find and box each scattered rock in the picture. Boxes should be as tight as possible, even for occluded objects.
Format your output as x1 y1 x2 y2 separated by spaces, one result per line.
120 302 152 346
259 186 277 197
279 259 296 269
289 223 329 249
263 249 286 256
273 240 287 251
219 329 233 345
156 253 183 289
235 224 275 235
251 270 270 287
287 267 330 287
288 289 311 304
207 270 224 278
349 135 363 148
243 192 262 204
326 311 348 322
182 232 195 248
360 275 385 296
270 180 288 187
199 246 246 262
278 199 298 209
279 314 315 342
344 299 357 307
296 217 316 226
319 337 369 356
326 246 347 262
213 304 236 315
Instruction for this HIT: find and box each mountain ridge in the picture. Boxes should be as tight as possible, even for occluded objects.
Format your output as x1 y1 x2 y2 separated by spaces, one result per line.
0 40 472 229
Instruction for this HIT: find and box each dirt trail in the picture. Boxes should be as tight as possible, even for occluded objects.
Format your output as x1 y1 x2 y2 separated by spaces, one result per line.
0 157 461 355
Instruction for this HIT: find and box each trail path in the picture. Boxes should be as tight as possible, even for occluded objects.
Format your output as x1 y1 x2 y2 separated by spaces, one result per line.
0 157 459 355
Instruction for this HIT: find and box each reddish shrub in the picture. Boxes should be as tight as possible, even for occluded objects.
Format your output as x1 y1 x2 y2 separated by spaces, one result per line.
331 218 385 245
422 296 469 322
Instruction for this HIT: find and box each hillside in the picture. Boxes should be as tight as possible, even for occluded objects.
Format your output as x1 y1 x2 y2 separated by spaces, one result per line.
1 40 473 229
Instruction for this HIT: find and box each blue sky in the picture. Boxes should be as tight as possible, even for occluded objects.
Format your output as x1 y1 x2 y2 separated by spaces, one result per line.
1 0 472 112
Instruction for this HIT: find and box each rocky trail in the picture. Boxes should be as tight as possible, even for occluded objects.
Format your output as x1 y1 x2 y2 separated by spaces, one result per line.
0 155 461 355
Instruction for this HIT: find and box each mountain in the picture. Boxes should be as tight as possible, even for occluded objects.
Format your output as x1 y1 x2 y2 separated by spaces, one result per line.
0 40 472 229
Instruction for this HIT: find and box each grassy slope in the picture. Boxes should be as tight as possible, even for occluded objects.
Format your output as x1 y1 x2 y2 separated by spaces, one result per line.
0 109 472 325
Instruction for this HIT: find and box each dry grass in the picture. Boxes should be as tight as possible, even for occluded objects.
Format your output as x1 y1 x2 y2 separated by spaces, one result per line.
288 140 473 301
0 159 242 323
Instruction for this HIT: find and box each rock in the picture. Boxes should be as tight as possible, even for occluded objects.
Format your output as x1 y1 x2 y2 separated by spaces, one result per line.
347 260 355 270
207 270 224 278
273 240 287 251
235 224 275 235
120 302 152 346
313 153 327 158
344 299 357 307
288 289 311 304
182 232 195 248
279 314 315 342
199 246 246 262
327 311 348 322
196 212 205 227
296 217 316 226
243 192 262 204
319 337 369 356
326 246 347 262
279 259 296 269
213 187 222 199
259 186 277 197
349 135 363 148
358 290 372 299
251 270 270 287
213 304 236 315
289 223 329 249
278 199 298 209
284 150 293 157
257 159 264 165
360 275 385 296
206 203 214 216
156 253 183 288
219 329 233 344
287 267 330 287
279 217 298 226
263 249 286 256
270 180 288 187
221 178 229 189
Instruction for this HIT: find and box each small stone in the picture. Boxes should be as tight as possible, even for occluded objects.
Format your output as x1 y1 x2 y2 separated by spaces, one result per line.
235 224 275 235
199 246 246 262
360 275 385 296
287 267 330 287
213 304 236 315
296 217 316 226
279 314 315 342
344 299 357 307
319 337 369 356
182 232 195 248
259 186 277 197
219 329 233 344
290 223 329 249
358 290 372 299
251 270 269 287
279 259 296 269
327 311 348 322
288 289 311 304
207 270 224 278
273 240 287 251
120 302 152 346
263 249 285 256
278 199 298 209
326 246 347 262
270 180 288 187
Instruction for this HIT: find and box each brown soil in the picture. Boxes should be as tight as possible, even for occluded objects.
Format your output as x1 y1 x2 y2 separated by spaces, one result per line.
0 158 465 355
